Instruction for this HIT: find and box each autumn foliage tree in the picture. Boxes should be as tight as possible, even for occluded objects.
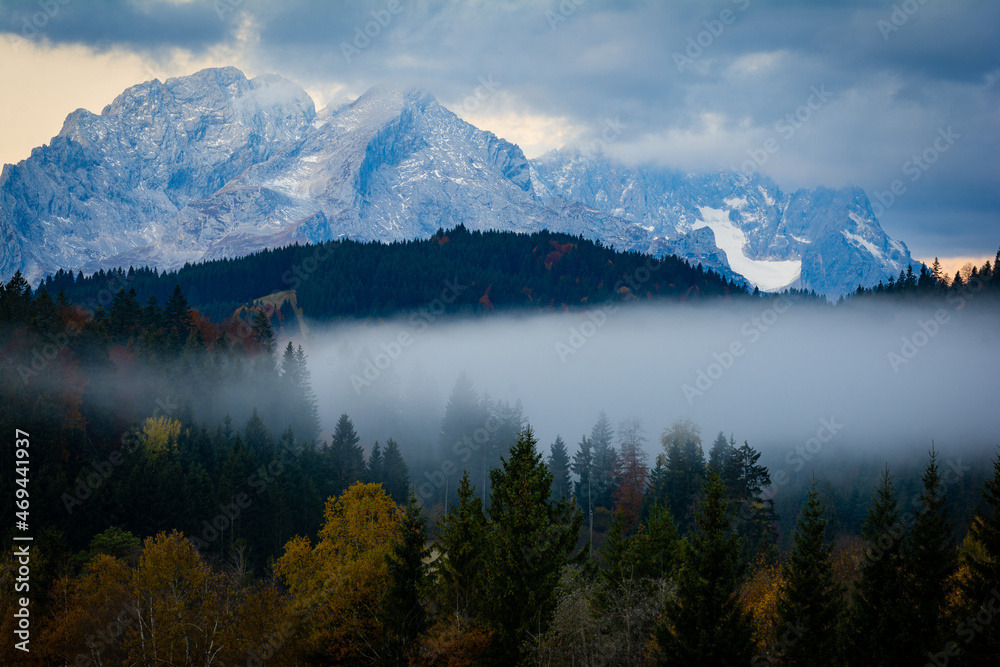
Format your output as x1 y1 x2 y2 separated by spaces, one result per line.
274 482 404 664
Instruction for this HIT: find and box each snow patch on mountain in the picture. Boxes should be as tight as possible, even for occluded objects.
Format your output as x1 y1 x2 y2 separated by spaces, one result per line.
0 67 915 297
693 207 802 291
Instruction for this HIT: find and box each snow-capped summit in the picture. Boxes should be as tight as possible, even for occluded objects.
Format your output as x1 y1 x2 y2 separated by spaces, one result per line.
0 67 912 296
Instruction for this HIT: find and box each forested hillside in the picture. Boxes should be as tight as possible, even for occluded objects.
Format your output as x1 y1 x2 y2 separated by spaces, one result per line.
1 242 999 665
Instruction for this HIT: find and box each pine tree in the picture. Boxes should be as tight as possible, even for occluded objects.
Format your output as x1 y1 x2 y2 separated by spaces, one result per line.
708 431 734 475
654 469 755 665
847 466 908 666
634 501 679 581
380 493 428 664
613 417 649 532
589 411 619 509
381 439 410 504
367 441 385 484
547 435 572 501
439 372 488 504
571 435 594 552
435 471 488 623
483 427 583 664
902 448 957 663
958 449 1000 662
775 481 843 666
730 440 778 560
327 413 365 495
661 419 706 533
251 308 277 357
163 284 191 349
643 453 669 518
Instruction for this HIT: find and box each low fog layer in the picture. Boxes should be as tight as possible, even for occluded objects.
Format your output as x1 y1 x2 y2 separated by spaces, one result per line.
305 298 1000 467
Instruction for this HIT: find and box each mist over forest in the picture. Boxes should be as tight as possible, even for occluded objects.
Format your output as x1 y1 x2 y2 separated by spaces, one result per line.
308 298 1000 465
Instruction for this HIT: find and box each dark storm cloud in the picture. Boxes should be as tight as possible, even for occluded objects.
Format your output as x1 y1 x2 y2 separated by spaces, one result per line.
1 0 996 256
0 0 235 53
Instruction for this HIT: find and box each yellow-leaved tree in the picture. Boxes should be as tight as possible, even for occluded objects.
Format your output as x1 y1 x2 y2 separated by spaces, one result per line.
274 481 404 663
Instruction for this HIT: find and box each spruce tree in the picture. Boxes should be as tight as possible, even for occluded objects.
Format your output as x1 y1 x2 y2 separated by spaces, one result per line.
589 411 619 509
327 413 365 494
775 481 843 666
380 493 428 665
847 466 908 666
959 449 1000 662
367 441 385 484
483 427 583 664
634 501 679 581
163 284 191 349
547 435 572 501
381 438 410 504
661 419 706 533
654 469 755 665
434 471 488 621
902 448 957 663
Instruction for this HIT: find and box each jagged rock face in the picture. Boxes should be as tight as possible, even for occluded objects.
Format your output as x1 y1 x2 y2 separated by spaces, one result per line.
530 152 911 295
0 66 316 279
0 67 911 296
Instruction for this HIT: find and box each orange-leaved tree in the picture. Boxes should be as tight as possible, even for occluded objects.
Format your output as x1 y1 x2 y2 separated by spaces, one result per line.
274 481 404 663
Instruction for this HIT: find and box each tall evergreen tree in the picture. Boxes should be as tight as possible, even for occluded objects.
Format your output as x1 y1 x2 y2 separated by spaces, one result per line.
547 435 572 501
589 411 619 509
381 438 410 504
729 440 778 559
661 419 706 532
439 372 488 504
327 413 365 494
775 481 843 666
434 472 488 621
654 469 755 665
960 449 1000 662
483 427 583 664
847 466 908 666
902 448 957 663
613 417 649 532
634 501 680 581
367 441 385 484
380 493 428 665
571 435 594 551
163 284 191 349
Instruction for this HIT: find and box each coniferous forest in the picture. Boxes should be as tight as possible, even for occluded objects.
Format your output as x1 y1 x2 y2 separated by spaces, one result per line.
2 233 1000 665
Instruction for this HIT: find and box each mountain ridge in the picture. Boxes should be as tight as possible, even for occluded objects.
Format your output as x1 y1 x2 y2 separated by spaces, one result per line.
0 66 912 295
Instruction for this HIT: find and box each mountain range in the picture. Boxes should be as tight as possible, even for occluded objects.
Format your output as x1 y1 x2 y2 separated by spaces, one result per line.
0 66 912 296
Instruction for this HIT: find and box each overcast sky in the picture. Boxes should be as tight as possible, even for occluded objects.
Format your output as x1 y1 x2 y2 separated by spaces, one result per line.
1 0 997 262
